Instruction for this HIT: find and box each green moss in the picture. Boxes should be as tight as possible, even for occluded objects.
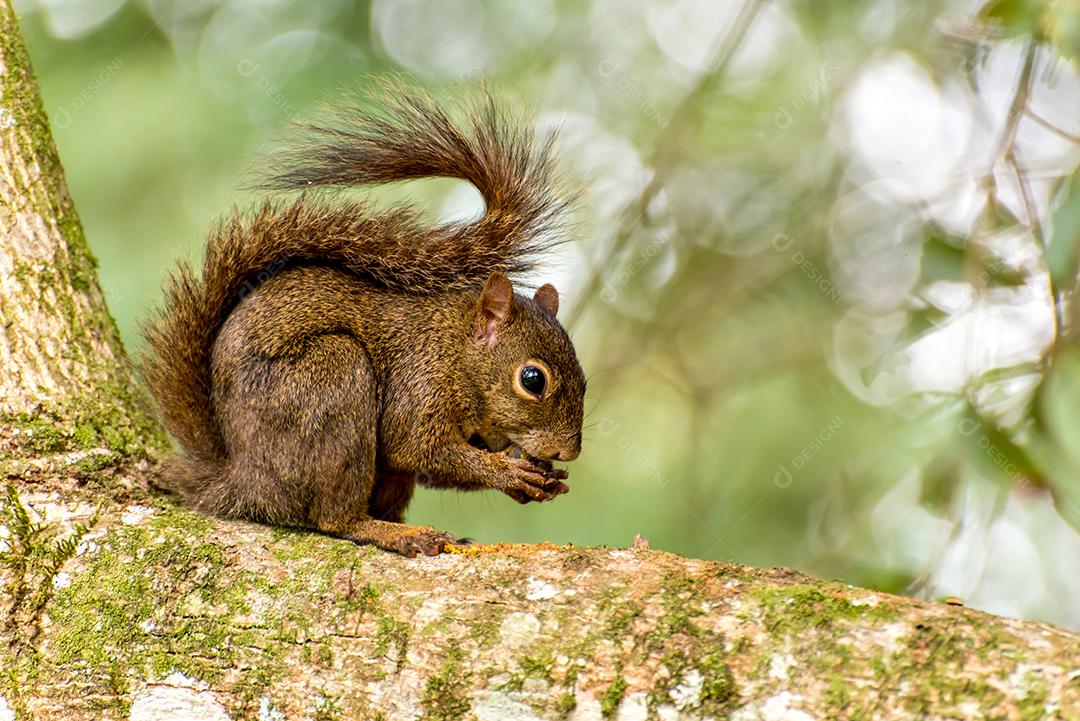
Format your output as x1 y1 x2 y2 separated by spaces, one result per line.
75 379 170 458
564 568 746 716
68 451 123 487
753 584 899 634
43 506 294 707
867 621 1012 716
601 603 643 640
500 652 556 692
233 668 281 719
281 547 412 671
556 692 577 718
71 424 98 448
51 528 229 681
2 376 168 465
10 260 32 283
519 653 554 680
655 571 710 638
0 2 164 468
0 485 92 716
467 615 501 648
975 626 1025 663
1016 676 1050 721
271 526 374 566
336 582 381 615
699 651 737 708
421 644 470 721
600 673 628 717
647 649 737 715
149 502 216 534
8 415 67 454
104 660 132 715
0 2 71 225
825 676 850 708
374 615 410 669
312 690 345 721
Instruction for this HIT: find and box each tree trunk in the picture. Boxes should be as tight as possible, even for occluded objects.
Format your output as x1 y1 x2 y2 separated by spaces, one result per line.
1 5 1079 721
0 0 165 473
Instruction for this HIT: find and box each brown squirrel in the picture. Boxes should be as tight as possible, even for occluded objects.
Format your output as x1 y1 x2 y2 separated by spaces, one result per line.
141 87 585 557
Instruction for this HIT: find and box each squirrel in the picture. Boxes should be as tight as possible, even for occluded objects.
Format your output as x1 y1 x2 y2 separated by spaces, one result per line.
141 87 585 557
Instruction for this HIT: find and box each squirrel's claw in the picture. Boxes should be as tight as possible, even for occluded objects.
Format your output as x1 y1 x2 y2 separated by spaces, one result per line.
392 527 459 557
503 456 571 504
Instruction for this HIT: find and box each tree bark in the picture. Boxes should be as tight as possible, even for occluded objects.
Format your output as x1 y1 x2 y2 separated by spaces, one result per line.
0 0 165 471
1 4 1079 721
1 490 1078 721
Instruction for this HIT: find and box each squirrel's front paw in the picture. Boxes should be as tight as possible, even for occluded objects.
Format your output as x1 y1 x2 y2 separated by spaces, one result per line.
502 457 570 504
390 526 459 557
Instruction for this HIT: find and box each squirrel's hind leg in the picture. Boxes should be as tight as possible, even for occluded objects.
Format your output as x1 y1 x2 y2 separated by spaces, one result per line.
218 331 458 556
213 332 378 526
320 517 460 557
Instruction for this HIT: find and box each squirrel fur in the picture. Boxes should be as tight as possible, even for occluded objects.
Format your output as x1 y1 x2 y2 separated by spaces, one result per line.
142 87 585 556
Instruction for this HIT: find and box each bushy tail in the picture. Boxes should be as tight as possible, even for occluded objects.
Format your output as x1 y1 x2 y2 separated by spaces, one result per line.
141 84 568 467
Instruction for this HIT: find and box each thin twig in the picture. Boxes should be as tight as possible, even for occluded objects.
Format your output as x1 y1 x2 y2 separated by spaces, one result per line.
1025 107 1080 145
980 40 1063 340
1007 146 1045 244
990 37 1039 169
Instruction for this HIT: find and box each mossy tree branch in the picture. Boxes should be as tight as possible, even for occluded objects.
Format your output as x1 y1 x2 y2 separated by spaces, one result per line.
0 492 1077 720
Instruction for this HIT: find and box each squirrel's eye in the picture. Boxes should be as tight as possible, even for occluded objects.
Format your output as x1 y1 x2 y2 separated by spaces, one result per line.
519 365 546 397
513 360 553 401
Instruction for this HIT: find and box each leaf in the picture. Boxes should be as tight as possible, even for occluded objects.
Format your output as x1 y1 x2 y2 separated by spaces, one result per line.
918 455 961 514
921 236 967 284
957 406 1046 490
981 0 1080 57
1049 477 1080 536
989 195 1023 230
1034 347 1080 531
1047 173 1080 295
1045 1 1080 59
906 305 951 339
979 0 1044 37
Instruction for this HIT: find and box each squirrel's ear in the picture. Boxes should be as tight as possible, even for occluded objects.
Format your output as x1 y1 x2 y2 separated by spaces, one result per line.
477 271 513 347
534 284 559 316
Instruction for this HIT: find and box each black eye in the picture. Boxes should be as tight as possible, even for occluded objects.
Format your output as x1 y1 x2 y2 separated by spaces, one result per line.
519 365 546 397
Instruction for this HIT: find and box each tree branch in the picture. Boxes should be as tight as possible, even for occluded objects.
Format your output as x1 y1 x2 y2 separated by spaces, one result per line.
3 489 1076 721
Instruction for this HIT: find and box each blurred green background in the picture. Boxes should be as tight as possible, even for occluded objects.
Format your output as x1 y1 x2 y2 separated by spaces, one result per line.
18 0 1080 629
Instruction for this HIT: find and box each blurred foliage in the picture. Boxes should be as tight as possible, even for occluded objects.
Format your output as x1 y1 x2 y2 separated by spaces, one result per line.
17 0 1080 628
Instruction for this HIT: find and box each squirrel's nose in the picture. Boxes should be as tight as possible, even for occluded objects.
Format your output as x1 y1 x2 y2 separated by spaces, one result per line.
553 435 582 461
